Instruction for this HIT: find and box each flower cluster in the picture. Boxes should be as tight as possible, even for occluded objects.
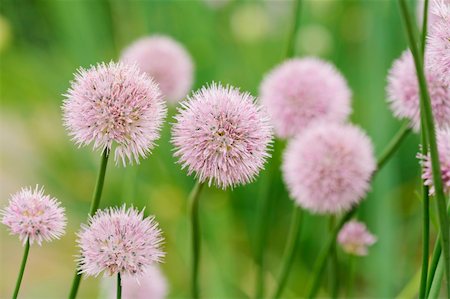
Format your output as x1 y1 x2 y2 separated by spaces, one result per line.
1 185 66 245
282 123 376 214
419 127 450 195
121 35 194 103
62 62 167 166
260 58 351 138
337 220 377 256
172 82 273 189
76 206 164 277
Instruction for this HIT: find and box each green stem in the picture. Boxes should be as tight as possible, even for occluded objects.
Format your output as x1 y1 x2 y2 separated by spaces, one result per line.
12 239 30 299
376 122 411 171
427 241 442 298
420 183 431 299
428 256 444 299
421 0 429 56
330 216 339 299
398 1 450 297
346 256 355 298
306 208 357 298
272 205 303 299
286 0 302 58
117 273 122 299
68 149 110 299
189 181 205 299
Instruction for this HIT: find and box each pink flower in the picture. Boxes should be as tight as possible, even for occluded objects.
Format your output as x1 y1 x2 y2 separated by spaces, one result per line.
259 58 352 138
121 36 194 103
417 0 450 29
427 0 450 86
386 50 450 132
1 185 67 245
419 127 450 195
337 220 377 256
103 265 168 299
76 206 164 277
62 62 166 166
282 123 376 214
172 82 273 189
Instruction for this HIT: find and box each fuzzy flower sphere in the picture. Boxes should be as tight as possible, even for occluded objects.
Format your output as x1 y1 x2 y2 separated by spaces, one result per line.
172 83 273 189
76 206 164 277
1 185 66 245
104 265 168 299
427 1 450 85
260 58 352 138
121 36 194 103
63 62 166 166
337 220 377 256
419 127 450 195
387 50 450 132
282 123 376 214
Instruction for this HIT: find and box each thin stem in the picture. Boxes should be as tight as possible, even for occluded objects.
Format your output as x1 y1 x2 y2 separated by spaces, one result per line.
376 122 411 171
68 149 110 299
420 184 431 299
306 208 357 298
346 256 355 298
189 181 205 299
421 0 429 56
398 1 450 296
286 0 302 58
427 241 442 298
12 239 30 299
272 205 303 299
428 256 444 299
329 216 339 299
117 273 122 299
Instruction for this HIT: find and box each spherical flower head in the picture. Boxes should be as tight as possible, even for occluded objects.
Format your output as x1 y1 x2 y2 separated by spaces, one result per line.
63 62 167 166
104 265 168 299
387 50 450 132
427 0 450 86
419 127 450 195
282 123 376 214
172 83 273 189
1 185 67 245
259 58 352 138
121 35 194 103
417 0 450 29
76 206 164 277
337 220 377 256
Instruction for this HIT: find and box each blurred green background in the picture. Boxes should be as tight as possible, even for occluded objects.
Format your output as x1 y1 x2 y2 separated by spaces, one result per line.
0 0 435 298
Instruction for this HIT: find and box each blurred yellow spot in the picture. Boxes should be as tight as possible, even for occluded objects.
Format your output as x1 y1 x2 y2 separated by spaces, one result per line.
0 15 12 53
230 4 270 43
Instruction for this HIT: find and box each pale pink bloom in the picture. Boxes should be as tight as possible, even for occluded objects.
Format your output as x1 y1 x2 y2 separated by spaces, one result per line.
172 82 273 189
427 0 450 85
103 265 168 299
259 58 352 138
387 50 450 131
337 220 377 256
419 127 450 195
1 185 66 245
282 123 376 214
63 62 166 166
121 36 194 103
77 206 164 277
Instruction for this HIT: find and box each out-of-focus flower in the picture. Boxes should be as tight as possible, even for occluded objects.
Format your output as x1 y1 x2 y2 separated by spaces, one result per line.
260 58 351 138
417 0 450 29
337 220 377 256
387 50 450 131
103 265 168 299
121 36 194 103
77 206 164 277
427 0 450 85
230 4 270 43
1 185 66 245
62 62 166 166
282 123 376 214
172 82 273 189
297 24 333 56
419 127 450 195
